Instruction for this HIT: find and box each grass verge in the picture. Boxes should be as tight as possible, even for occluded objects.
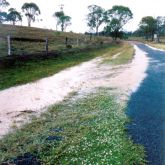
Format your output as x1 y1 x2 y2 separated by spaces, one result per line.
0 43 127 90
147 42 165 50
129 36 165 50
0 88 146 164
102 43 135 65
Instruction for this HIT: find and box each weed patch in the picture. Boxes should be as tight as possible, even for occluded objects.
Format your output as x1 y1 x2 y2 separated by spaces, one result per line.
0 89 145 164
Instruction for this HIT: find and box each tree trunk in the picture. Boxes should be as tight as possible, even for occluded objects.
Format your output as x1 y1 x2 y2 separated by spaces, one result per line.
90 33 92 40
114 31 118 40
56 23 58 31
28 21 31 27
152 35 154 41
151 31 154 41
96 26 99 36
61 23 64 32
28 17 31 27
157 33 160 43
145 32 148 40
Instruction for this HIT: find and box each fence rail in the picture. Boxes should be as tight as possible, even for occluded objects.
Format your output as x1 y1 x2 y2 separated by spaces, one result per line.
10 37 46 42
6 35 48 56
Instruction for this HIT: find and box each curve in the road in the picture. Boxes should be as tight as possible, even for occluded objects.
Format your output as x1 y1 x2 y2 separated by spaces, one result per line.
127 44 165 165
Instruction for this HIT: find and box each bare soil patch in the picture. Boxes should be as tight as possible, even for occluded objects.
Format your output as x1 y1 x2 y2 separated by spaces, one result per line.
0 45 149 137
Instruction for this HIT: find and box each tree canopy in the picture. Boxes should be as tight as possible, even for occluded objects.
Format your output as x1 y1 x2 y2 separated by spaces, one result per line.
87 5 105 35
22 2 41 27
0 1 135 38
0 0 9 23
0 0 9 9
105 5 133 39
156 16 165 36
53 11 71 32
7 8 22 25
139 16 157 41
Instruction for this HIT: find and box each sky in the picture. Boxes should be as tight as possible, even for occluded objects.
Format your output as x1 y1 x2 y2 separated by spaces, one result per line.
5 0 165 33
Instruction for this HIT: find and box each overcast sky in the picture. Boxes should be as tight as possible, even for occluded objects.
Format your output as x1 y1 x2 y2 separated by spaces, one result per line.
6 0 165 33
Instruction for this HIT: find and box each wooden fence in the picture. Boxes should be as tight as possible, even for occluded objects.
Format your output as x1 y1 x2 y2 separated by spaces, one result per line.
5 36 89 56
0 34 100 57
7 35 48 56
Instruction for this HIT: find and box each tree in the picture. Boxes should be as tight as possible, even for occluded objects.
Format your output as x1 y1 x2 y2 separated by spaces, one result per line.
139 16 157 41
87 5 105 36
7 8 22 25
105 5 133 40
53 11 64 30
0 11 7 23
0 0 9 23
0 0 9 9
22 2 41 27
60 15 71 31
53 11 71 31
156 16 165 41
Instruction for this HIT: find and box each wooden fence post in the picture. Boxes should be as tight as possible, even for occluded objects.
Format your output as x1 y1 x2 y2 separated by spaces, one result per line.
7 35 11 55
90 33 92 41
65 37 68 46
77 38 79 46
45 37 48 55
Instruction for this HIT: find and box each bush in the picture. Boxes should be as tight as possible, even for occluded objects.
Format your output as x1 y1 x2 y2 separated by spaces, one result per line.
66 44 72 49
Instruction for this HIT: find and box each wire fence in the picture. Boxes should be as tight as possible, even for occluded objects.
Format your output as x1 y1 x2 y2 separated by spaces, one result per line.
0 34 104 57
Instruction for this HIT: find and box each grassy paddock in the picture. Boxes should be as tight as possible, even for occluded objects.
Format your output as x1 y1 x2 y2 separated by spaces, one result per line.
0 43 127 90
0 24 112 56
0 89 146 164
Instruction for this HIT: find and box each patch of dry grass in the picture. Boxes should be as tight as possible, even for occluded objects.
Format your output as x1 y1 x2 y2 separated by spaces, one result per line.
0 24 112 56
102 43 135 65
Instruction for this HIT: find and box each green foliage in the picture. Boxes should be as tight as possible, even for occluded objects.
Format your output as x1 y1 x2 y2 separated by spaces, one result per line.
132 16 165 41
0 89 146 164
0 11 7 23
139 16 157 41
0 0 9 9
7 8 22 25
53 11 71 31
156 16 165 38
0 0 10 23
22 2 41 27
105 5 133 40
87 5 105 35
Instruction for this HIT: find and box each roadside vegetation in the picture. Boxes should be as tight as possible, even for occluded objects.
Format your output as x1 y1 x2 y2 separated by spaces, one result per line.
130 36 165 50
129 16 165 50
0 41 146 164
0 24 110 57
147 41 165 50
0 88 146 164
102 43 134 65
0 42 131 90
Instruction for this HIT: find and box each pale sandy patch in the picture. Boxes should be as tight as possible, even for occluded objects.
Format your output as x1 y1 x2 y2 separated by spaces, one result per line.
108 45 149 95
111 52 121 59
0 45 149 137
